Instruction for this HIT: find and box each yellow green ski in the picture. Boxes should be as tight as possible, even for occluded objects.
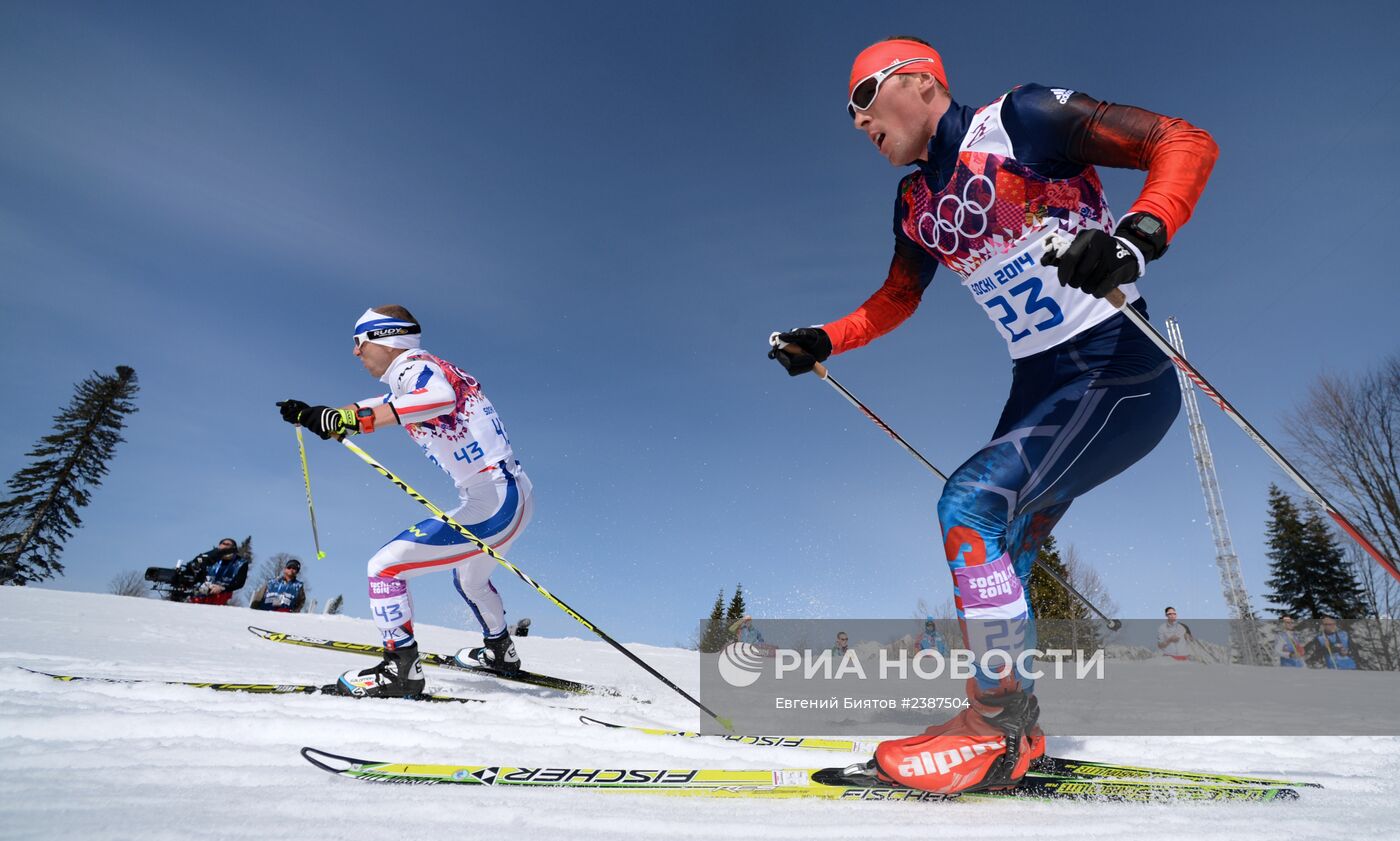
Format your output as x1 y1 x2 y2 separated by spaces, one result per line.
249 625 614 696
300 747 1300 802
23 667 484 704
577 716 1322 789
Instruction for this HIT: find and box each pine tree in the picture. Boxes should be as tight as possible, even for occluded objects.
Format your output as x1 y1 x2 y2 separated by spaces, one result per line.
0 366 139 585
238 536 255 568
1300 500 1368 620
1264 485 1311 616
325 594 344 615
724 583 747 630
698 589 728 653
1028 536 1074 619
1027 536 1096 652
1265 484 1369 621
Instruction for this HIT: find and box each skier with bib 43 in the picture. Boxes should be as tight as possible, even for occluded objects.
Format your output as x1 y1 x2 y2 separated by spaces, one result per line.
768 37 1217 794
277 305 533 697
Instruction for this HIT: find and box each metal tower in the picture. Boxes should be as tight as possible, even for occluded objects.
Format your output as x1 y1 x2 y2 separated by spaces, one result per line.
1164 317 1267 666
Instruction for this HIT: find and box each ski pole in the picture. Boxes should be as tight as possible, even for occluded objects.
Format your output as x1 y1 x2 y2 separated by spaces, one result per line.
784 346 1123 631
1027 555 1123 632
337 437 732 728
295 427 327 559
1041 231 1400 585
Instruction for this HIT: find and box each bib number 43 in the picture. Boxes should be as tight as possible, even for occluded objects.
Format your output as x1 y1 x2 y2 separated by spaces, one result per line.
453 442 484 463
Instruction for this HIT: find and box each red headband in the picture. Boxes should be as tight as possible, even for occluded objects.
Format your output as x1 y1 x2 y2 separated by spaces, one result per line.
849 39 949 95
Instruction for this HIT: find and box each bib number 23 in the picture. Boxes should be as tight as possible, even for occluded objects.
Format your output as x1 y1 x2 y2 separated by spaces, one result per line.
982 254 1064 343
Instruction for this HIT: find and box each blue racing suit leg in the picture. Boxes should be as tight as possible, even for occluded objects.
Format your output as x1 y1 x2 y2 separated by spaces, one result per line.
937 301 1180 696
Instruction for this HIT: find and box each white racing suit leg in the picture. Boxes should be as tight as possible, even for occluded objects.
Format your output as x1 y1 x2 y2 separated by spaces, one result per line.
365 463 533 647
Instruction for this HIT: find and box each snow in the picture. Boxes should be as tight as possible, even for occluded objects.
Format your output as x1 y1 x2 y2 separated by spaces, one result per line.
2 587 1396 841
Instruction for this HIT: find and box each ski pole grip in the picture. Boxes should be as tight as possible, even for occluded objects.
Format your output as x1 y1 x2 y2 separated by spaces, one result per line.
781 344 829 380
1042 230 1127 311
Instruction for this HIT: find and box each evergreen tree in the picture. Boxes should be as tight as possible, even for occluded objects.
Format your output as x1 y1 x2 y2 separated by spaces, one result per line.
1265 484 1369 620
1027 536 1096 652
724 583 747 630
238 535 255 567
1300 500 1368 620
1264 485 1311 616
325 594 344 615
1028 536 1075 619
0 366 139 585
698 589 728 653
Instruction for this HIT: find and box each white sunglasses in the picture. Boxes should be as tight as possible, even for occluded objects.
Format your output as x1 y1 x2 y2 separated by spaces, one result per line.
848 57 938 118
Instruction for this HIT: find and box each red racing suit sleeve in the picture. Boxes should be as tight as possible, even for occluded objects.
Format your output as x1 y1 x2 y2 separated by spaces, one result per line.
998 84 1219 240
823 209 939 355
1059 95 1219 240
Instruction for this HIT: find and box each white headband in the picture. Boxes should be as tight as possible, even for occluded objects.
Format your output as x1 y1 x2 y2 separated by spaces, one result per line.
353 308 421 349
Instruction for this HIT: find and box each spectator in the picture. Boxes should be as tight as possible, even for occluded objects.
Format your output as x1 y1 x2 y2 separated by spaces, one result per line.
918 617 949 657
1274 614 1306 668
514 618 531 637
250 557 306 612
832 631 850 658
1156 607 1193 661
1310 616 1358 670
731 614 765 645
729 615 777 655
187 538 249 606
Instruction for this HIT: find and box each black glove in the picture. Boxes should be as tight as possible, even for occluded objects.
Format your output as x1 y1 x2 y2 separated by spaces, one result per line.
277 399 310 424
1042 222 1156 299
767 327 832 377
276 399 356 440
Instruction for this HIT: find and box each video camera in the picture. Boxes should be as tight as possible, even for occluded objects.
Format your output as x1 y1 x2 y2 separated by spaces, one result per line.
144 546 230 601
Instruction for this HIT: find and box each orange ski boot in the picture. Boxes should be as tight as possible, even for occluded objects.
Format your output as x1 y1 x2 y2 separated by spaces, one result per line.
873 685 1042 794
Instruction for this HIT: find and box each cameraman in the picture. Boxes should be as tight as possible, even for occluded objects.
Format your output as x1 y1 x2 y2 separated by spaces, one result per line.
251 558 306 613
187 538 249 606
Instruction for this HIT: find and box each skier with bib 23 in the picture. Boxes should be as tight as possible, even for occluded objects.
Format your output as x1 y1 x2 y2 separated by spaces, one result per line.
769 37 1217 794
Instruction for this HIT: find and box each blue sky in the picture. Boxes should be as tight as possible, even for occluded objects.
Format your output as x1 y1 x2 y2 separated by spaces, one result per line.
3 1 1398 646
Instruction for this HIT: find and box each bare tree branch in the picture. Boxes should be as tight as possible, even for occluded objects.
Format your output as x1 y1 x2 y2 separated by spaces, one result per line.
108 569 148 598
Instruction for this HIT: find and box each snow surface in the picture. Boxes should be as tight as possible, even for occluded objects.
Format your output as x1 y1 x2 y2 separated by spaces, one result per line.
2 587 1396 841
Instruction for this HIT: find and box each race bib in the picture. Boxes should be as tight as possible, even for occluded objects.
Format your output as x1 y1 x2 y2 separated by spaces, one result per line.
962 228 1138 358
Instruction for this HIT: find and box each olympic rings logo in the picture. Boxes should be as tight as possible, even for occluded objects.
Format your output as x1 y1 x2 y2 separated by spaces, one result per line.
917 174 996 255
